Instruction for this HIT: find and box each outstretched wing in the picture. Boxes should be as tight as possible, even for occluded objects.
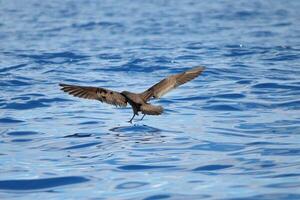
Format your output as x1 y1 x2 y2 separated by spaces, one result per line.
59 83 127 107
141 66 205 101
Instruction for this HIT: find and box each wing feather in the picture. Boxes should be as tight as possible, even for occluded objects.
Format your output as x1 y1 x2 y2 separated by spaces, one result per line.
141 66 205 101
59 83 127 107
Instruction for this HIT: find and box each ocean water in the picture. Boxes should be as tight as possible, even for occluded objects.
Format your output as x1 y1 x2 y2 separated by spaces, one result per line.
1 0 300 199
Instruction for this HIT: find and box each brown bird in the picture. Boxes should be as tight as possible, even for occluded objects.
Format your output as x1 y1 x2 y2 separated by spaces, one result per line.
59 66 205 123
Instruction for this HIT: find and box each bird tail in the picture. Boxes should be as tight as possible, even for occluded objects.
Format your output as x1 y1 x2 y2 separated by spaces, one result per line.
140 104 163 115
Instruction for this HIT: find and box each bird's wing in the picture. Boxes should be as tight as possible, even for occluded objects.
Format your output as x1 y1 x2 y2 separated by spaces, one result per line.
141 66 205 101
59 83 127 107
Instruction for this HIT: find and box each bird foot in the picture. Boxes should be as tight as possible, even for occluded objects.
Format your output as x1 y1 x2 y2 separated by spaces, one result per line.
140 114 146 121
128 114 136 124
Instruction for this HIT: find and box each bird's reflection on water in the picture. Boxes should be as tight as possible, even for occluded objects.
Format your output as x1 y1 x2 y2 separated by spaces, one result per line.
109 124 168 144
110 124 162 133
63 124 172 146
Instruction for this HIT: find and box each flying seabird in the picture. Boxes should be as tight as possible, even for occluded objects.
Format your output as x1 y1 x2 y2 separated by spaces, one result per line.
59 66 205 123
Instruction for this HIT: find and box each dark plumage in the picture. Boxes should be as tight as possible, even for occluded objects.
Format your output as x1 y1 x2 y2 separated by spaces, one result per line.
59 66 205 123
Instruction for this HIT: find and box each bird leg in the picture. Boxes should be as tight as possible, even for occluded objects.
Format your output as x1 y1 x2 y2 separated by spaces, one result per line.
128 114 136 123
140 114 146 121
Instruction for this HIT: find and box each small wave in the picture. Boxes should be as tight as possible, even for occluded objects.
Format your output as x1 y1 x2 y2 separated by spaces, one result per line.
1 79 32 86
193 164 233 171
203 104 242 111
0 176 89 190
3 97 71 110
71 21 124 29
263 54 300 61
252 83 300 90
10 139 33 143
214 93 246 99
4 101 48 110
268 173 300 178
265 182 300 189
62 141 102 150
0 63 27 73
143 194 171 200
118 165 175 171
189 142 244 152
64 133 93 138
0 117 24 124
116 181 148 189
225 194 300 200
6 131 41 136
273 100 300 109
17 52 89 64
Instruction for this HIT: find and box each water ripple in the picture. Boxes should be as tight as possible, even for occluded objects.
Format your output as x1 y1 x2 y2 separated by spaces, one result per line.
0 117 24 124
0 176 89 190
118 165 176 171
193 164 233 171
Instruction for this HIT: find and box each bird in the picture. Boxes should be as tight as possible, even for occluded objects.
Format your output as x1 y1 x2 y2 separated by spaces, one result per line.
59 66 205 123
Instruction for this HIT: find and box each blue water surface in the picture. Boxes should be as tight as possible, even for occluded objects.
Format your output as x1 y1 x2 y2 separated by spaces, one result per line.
1 0 300 199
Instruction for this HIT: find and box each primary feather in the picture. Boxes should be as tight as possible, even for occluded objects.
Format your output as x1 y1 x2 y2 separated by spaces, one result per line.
59 83 127 107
